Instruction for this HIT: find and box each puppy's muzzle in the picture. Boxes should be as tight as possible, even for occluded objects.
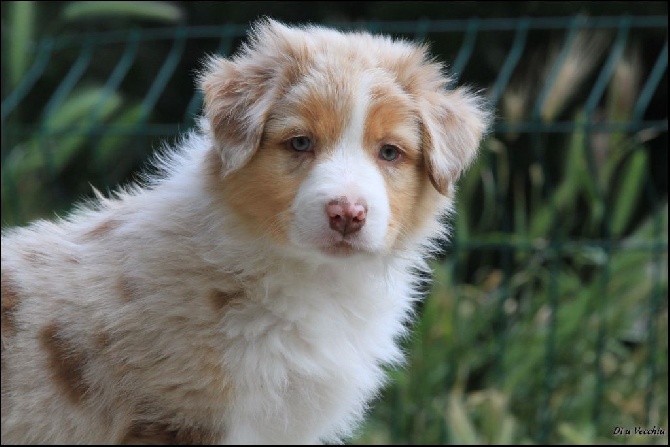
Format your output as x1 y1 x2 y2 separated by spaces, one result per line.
326 197 367 237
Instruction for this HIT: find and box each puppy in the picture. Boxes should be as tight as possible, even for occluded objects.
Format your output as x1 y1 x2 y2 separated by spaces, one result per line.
1 19 488 444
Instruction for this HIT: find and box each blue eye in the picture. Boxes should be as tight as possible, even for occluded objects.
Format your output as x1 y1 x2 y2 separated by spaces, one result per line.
379 144 400 161
290 136 312 152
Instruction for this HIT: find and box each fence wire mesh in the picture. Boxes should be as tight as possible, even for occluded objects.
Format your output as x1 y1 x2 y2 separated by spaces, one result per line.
1 15 668 444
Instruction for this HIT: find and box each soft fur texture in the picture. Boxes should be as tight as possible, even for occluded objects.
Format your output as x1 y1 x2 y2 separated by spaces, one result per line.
1 19 489 444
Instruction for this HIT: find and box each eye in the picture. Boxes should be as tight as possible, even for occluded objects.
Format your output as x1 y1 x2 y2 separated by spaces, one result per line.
289 136 313 152
379 144 401 162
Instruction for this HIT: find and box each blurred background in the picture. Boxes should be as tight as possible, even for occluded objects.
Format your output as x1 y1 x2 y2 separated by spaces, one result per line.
1 1 667 444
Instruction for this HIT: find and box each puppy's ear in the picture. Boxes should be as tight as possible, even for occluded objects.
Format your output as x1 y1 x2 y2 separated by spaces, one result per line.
199 55 275 175
199 20 306 175
419 87 490 195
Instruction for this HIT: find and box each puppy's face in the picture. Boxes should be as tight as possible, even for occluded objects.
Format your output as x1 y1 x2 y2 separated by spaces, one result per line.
201 20 488 258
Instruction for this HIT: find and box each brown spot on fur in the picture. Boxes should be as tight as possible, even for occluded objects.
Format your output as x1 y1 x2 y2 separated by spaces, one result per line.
217 136 307 244
23 249 48 265
84 219 122 240
208 289 245 312
1 271 19 337
40 322 90 404
204 147 224 179
94 331 111 350
120 420 218 445
117 276 140 302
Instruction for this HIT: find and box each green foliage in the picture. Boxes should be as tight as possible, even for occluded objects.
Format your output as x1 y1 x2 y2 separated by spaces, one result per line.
61 1 183 24
1 88 146 223
1 1 184 225
5 1 35 88
354 174 667 444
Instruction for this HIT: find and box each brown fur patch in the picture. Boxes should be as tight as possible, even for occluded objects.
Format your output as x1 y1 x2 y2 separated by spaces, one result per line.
22 249 48 266
204 147 224 179
208 289 244 312
84 219 122 240
94 331 111 350
117 275 140 302
364 86 421 162
268 71 351 154
40 322 90 404
217 138 307 244
120 420 218 445
1 271 19 337
363 88 427 249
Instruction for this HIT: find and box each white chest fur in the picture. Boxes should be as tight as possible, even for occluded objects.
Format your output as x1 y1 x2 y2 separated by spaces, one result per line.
217 258 416 443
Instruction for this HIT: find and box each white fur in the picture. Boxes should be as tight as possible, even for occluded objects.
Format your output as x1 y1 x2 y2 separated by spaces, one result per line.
1 19 488 444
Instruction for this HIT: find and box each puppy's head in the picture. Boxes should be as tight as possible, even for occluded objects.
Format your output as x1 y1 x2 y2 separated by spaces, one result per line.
201 19 489 259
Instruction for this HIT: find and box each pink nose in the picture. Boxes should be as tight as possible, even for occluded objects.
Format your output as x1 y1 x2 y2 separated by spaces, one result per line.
326 198 367 237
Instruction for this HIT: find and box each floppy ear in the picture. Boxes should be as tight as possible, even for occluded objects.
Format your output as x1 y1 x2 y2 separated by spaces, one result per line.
199 19 308 176
199 55 276 176
419 87 490 195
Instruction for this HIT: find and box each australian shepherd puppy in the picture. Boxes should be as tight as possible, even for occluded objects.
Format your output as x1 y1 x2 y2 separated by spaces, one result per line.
1 19 488 444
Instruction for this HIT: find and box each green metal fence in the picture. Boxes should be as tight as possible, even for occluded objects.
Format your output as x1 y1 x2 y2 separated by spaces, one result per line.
2 16 668 444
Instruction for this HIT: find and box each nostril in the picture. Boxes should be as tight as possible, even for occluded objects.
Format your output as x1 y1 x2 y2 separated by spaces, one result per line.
326 198 367 236
326 201 345 220
351 204 367 222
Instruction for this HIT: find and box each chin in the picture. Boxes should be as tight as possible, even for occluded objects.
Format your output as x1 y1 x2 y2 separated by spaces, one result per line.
318 241 374 258
1 18 489 445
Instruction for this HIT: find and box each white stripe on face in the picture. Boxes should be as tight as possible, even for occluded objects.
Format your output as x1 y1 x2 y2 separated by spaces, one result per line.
289 73 391 256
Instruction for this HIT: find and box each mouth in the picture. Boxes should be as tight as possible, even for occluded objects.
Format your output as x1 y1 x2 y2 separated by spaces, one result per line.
319 239 372 257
